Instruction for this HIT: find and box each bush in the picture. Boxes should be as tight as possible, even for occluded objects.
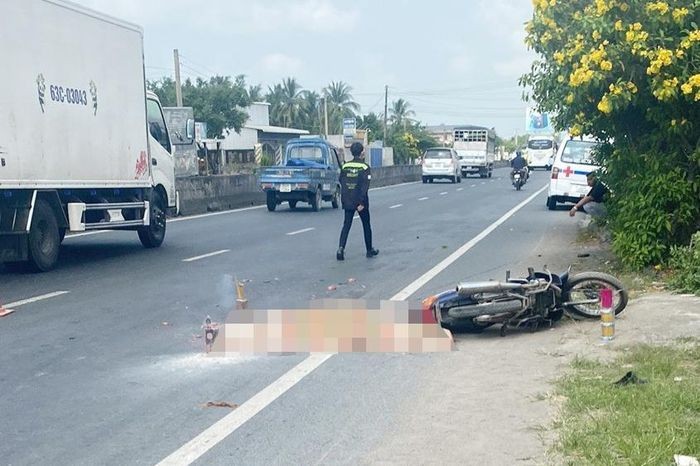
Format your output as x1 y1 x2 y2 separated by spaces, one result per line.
667 231 700 294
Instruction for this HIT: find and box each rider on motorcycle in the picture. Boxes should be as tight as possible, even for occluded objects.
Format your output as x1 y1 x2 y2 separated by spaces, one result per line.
510 150 529 183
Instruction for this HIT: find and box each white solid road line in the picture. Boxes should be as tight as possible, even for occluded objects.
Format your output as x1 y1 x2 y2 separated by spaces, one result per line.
418 197 429 201
391 184 548 301
156 354 334 466
5 291 70 309
440 192 447 196
389 204 403 209
182 249 230 263
457 188 464 191
286 227 315 236
156 183 548 466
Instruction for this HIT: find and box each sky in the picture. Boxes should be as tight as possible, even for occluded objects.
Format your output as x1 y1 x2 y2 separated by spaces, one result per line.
72 0 538 138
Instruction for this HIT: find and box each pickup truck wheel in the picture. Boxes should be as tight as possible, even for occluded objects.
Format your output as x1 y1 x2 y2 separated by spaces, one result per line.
547 196 557 210
27 199 61 272
311 188 321 212
331 187 340 209
289 200 297 210
266 192 277 212
138 191 166 248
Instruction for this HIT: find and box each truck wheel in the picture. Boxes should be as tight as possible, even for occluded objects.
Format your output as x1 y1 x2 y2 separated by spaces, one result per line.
289 200 297 210
488 167 493 178
27 199 61 272
138 191 166 248
311 188 321 212
546 196 557 210
422 176 428 184
266 192 277 212
331 187 340 209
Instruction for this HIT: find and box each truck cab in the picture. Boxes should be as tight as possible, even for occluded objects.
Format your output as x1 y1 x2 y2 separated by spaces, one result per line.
259 138 343 212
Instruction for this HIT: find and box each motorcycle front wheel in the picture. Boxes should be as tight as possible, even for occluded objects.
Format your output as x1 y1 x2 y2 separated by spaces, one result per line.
563 272 629 318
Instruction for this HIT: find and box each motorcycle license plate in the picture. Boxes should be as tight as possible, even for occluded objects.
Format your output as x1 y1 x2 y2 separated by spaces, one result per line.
280 184 292 193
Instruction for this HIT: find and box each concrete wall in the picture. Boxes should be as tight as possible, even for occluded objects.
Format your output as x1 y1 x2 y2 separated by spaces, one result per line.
175 165 423 216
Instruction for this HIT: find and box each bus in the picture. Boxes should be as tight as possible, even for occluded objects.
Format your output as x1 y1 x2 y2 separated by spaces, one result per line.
452 126 496 178
525 134 557 170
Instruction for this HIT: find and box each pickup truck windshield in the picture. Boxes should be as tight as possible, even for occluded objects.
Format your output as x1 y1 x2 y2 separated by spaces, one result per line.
424 150 452 159
288 146 325 164
561 140 598 165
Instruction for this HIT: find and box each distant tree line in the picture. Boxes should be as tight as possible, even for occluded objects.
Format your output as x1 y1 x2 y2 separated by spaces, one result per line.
147 75 439 164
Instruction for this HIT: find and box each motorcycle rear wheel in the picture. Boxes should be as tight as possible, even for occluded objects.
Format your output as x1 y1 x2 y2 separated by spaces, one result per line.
563 272 628 318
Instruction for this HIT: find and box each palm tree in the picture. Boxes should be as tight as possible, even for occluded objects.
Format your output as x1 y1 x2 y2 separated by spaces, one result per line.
323 81 360 133
299 90 322 134
247 84 264 103
280 77 302 128
390 99 415 130
265 83 286 126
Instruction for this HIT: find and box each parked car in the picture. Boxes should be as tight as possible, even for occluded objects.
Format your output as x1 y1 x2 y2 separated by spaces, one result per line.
421 148 461 184
259 137 343 212
546 136 601 210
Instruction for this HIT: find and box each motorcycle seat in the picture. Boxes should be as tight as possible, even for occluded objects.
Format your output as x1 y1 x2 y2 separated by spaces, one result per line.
456 281 524 296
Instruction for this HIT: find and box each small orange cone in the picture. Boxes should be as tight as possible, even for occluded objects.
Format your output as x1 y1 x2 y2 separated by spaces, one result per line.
0 299 15 318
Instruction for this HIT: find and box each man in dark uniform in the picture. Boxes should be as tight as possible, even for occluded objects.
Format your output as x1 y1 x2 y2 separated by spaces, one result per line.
337 142 379 261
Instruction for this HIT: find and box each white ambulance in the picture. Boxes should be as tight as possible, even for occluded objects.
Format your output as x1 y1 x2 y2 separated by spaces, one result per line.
546 136 601 210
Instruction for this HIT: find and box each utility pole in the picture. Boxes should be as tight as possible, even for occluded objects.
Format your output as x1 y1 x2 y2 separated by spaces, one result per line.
323 96 329 139
383 85 388 144
173 49 183 107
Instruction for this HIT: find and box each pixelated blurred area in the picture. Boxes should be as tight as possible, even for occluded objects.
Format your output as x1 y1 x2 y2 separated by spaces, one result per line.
208 299 454 355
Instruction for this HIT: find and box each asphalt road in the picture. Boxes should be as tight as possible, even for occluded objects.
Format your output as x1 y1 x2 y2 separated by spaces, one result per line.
0 168 568 465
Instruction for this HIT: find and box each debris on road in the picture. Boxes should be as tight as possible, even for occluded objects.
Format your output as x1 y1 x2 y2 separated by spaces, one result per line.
202 401 239 409
202 316 220 353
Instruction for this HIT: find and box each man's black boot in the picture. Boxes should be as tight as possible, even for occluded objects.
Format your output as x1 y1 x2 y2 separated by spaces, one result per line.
366 248 379 258
337 247 345 261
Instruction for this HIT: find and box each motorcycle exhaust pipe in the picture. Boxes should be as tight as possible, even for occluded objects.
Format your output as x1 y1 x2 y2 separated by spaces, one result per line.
447 300 524 319
456 281 524 296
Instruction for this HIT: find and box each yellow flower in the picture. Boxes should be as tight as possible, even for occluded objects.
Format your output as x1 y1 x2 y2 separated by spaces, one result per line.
681 83 692 94
549 0 557 6
600 60 613 71
557 75 565 83
597 95 613 114
676 49 685 59
680 39 691 49
532 0 549 11
646 2 669 15
620 3 629 11
689 31 700 42
566 94 574 105
592 30 602 41
689 74 700 86
627 82 638 93
633 23 643 31
672 8 689 23
595 0 610 15
615 20 624 31
570 124 583 136
554 51 565 64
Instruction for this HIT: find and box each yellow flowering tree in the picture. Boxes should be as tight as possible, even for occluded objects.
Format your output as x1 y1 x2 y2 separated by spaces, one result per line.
521 0 700 269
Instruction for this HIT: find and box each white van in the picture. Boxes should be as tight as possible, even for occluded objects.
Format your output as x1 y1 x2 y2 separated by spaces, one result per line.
526 135 556 170
546 136 601 210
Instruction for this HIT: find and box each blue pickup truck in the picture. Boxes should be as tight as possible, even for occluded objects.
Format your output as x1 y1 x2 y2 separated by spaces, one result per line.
259 138 344 212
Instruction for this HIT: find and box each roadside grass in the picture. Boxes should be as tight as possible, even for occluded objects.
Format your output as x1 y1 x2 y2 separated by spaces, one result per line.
553 340 700 465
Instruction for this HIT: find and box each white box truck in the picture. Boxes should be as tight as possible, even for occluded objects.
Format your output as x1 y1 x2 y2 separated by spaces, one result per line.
0 0 177 271
452 126 496 178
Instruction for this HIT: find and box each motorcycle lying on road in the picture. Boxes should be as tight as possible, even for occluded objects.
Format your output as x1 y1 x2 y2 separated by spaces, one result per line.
511 168 528 191
423 266 628 336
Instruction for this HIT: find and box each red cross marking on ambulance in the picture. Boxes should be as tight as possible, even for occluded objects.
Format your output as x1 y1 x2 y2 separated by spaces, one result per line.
563 166 574 177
